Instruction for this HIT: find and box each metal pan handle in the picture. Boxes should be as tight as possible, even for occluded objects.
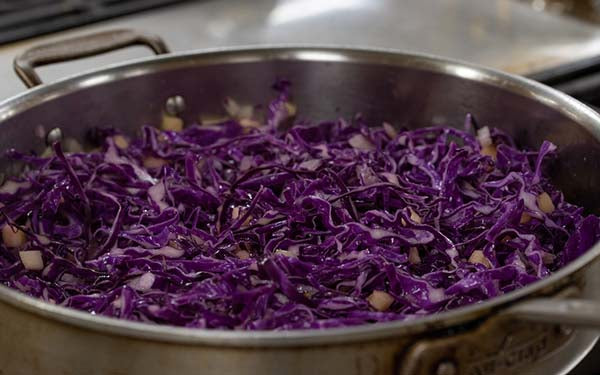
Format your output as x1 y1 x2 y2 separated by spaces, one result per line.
506 297 600 328
13 29 170 88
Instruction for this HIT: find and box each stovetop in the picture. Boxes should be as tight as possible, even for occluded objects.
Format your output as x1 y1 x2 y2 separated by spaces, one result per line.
0 0 191 44
0 1 598 373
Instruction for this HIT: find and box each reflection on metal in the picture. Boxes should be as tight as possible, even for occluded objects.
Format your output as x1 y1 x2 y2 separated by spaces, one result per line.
165 95 186 116
267 0 369 26
45 127 63 146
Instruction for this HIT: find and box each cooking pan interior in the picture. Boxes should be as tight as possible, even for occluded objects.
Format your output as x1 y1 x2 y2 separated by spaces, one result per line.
1 49 599 216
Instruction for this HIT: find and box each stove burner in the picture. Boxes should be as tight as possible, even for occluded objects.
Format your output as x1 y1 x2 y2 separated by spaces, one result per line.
529 56 600 109
0 0 191 45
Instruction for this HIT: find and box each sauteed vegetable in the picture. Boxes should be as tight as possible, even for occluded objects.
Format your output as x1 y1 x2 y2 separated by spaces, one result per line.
0 81 598 330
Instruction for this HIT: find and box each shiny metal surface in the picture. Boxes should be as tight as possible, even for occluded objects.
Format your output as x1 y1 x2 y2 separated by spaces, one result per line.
1 45 600 374
1 0 600 99
14 29 169 87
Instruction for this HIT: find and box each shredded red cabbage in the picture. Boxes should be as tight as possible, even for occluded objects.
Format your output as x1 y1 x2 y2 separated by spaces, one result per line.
0 82 598 330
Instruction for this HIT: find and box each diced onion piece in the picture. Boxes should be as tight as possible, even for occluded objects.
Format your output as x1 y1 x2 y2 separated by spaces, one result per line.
520 212 532 224
241 215 253 227
469 250 491 268
191 234 205 245
367 290 395 311
275 249 296 257
63 138 83 153
2 225 26 248
19 250 44 271
113 135 129 149
408 247 421 264
239 155 253 171
40 147 53 158
237 105 254 120
199 114 229 126
381 172 399 185
232 206 241 220
0 181 31 195
128 272 155 292
148 183 168 211
284 102 297 117
161 113 184 132
299 159 321 171
153 246 184 258
409 208 422 224
348 134 375 151
239 118 262 128
541 252 556 265
383 122 398 139
477 126 493 147
224 97 241 117
477 126 497 160
257 212 284 225
313 144 329 158
480 144 497 160
537 192 555 214
143 156 167 169
235 249 251 259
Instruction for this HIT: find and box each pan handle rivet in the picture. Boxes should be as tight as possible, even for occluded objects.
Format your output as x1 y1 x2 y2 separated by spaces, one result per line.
436 361 457 375
165 95 186 116
46 127 63 146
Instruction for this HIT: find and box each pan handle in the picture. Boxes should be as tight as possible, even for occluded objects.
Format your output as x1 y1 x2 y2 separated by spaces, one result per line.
13 29 169 88
505 297 600 328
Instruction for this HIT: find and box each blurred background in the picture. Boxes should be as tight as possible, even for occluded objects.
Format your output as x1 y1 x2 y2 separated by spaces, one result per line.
0 0 599 373
3 0 600 101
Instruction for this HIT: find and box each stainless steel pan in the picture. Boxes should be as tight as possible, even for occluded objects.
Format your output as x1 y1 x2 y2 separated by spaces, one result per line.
2 29 600 375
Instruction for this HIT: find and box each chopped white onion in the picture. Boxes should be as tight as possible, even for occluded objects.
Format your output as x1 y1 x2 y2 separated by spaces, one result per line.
0 181 30 195
239 156 254 171
153 246 184 258
348 134 375 151
113 135 129 149
239 118 262 128
409 208 422 224
148 183 168 211
128 272 155 292
143 156 167 169
2 225 26 248
381 172 399 186
284 102 297 117
313 144 329 158
468 250 491 268
235 250 251 259
480 144 497 160
367 290 395 311
476 126 493 147
161 113 184 132
299 159 322 171
537 192 555 214
19 250 44 271
408 247 421 264
520 212 532 224
223 97 240 117
383 122 398 139
274 249 297 257
231 206 241 220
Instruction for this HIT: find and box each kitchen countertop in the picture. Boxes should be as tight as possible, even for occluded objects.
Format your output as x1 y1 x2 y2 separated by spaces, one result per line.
3 0 600 98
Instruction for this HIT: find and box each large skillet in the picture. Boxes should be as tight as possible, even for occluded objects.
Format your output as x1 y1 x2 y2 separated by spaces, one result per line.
2 29 600 375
